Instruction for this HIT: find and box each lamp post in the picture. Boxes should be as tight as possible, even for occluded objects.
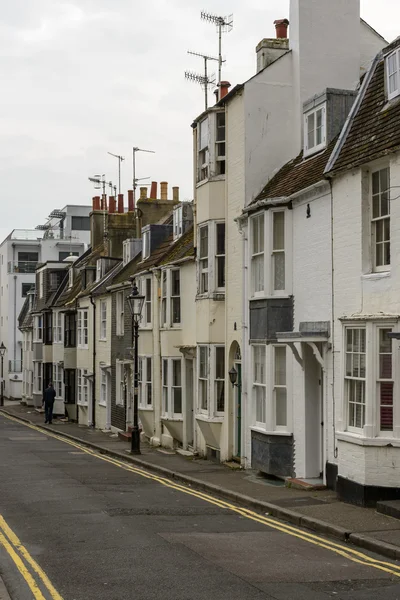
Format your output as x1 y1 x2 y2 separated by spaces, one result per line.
0 342 6 407
127 278 145 454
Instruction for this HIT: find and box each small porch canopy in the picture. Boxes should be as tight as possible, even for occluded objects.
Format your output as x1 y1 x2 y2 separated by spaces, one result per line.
276 321 330 369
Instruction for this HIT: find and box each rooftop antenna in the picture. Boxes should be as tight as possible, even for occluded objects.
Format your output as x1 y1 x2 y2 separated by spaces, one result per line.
107 152 125 194
132 147 155 201
200 11 233 89
186 50 219 109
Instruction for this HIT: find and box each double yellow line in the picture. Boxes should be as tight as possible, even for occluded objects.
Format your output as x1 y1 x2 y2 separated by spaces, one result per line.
2 411 400 582
0 514 63 600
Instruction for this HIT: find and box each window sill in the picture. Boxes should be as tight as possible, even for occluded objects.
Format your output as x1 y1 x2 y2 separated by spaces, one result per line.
98 402 107 408
160 326 182 331
250 427 292 437
115 403 124 408
77 346 89 350
139 406 154 412
161 416 183 422
99 339 107 343
362 271 390 281
77 403 88 408
337 432 400 447
196 414 224 424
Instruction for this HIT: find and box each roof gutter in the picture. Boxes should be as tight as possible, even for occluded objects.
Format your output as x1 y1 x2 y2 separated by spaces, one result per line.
324 51 382 176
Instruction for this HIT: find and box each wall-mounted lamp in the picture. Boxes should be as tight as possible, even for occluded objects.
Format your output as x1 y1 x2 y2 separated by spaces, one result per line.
229 366 241 388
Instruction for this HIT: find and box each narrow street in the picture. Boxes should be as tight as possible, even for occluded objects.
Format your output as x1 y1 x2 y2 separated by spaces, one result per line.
0 415 399 600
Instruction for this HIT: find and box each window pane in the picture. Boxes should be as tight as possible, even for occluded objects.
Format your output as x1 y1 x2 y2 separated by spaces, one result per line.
307 112 315 148
173 360 181 386
273 253 285 291
173 387 182 414
199 347 207 378
199 226 208 258
163 360 168 386
274 347 286 385
215 347 225 380
276 388 287 427
199 380 208 410
255 386 266 424
273 213 284 250
171 271 180 296
216 223 225 255
216 381 225 412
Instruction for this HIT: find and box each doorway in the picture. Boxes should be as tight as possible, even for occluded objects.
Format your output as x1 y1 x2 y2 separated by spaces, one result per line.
234 363 242 458
304 344 323 478
185 359 194 448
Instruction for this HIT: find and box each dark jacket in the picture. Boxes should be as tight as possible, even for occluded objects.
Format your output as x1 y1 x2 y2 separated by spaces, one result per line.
43 386 56 404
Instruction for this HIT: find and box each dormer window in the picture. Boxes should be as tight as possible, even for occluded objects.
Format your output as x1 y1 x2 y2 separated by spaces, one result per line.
173 205 183 240
96 259 102 281
143 230 150 260
304 104 326 157
386 49 400 101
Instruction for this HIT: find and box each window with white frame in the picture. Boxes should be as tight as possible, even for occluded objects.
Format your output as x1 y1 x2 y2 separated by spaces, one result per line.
215 112 226 176
371 167 390 270
170 270 181 325
143 230 150 260
251 214 265 295
198 117 209 182
116 291 124 336
274 346 287 427
345 327 367 430
199 225 209 294
272 211 285 292
215 223 225 290
100 370 108 407
77 310 88 348
161 358 182 418
378 328 394 431
115 361 128 407
173 205 183 240
34 362 42 393
53 312 63 343
215 346 225 413
99 300 107 340
386 48 400 100
68 267 74 288
198 346 208 411
142 277 152 326
138 357 152 408
96 259 103 282
53 364 63 398
33 316 43 342
39 271 44 299
77 368 88 405
253 345 266 426
161 271 167 326
304 104 326 156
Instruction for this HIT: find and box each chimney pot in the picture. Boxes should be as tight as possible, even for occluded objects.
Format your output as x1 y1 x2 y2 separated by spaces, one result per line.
93 196 101 211
160 181 168 200
274 18 289 39
172 186 179 202
219 81 231 100
109 196 116 213
128 190 135 212
117 193 124 213
140 187 147 200
100 195 108 211
150 181 157 199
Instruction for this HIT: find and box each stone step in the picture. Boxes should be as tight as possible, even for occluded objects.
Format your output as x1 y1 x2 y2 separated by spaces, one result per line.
285 477 326 491
118 431 132 442
376 499 400 519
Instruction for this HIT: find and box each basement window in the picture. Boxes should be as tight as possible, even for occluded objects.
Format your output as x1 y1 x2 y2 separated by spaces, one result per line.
304 104 326 157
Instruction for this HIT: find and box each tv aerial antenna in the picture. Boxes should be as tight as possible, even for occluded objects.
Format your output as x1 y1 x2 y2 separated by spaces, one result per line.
185 51 218 109
200 11 233 89
107 152 124 194
132 147 155 200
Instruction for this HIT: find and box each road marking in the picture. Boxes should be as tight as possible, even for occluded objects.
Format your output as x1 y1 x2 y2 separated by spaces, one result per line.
0 516 63 600
0 529 46 600
2 412 400 578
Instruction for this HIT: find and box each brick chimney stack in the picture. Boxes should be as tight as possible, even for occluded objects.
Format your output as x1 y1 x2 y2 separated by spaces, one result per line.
117 194 124 213
150 181 157 199
128 190 135 212
109 196 116 213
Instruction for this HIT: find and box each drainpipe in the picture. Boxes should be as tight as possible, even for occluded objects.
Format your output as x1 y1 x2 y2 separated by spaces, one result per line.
89 295 96 429
13 275 17 364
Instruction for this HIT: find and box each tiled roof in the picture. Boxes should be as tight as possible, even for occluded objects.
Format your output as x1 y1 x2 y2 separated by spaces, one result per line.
250 138 337 206
160 226 194 265
107 253 143 288
328 38 400 174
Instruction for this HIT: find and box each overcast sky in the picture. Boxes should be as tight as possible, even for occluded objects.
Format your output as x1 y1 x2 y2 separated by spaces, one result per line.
1 0 399 243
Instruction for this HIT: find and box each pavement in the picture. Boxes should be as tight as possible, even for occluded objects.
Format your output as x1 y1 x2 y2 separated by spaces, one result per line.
2 402 400 565
2 412 400 600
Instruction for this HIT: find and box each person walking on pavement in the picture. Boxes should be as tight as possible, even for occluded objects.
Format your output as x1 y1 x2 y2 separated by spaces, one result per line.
43 382 56 424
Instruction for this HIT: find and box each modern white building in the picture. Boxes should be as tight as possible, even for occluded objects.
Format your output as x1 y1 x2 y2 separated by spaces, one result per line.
0 204 90 399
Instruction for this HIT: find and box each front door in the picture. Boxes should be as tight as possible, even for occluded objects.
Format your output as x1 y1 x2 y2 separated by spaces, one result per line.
304 344 324 478
125 365 133 430
235 363 242 458
185 359 194 448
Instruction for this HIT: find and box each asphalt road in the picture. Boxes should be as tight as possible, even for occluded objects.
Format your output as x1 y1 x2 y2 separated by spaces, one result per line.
1 415 400 600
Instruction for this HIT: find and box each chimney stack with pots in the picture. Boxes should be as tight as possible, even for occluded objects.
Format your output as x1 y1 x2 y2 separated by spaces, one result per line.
92 196 101 211
117 194 124 213
219 81 231 100
256 18 289 73
128 190 135 212
274 18 289 39
172 187 179 202
109 196 116 213
150 181 157 199
140 187 147 200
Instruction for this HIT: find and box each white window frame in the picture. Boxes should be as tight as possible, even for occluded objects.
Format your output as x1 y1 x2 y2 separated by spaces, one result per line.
197 345 225 418
253 345 266 427
161 358 183 419
273 345 287 430
123 241 130 266
77 309 89 348
96 260 102 282
304 104 326 157
68 267 73 288
214 345 225 416
53 312 63 344
342 321 396 438
99 300 107 341
140 276 152 328
160 268 181 329
197 117 209 182
371 167 390 272
386 48 400 101
215 111 226 176
33 316 43 342
161 270 167 327
53 364 63 398
170 269 181 326
198 225 209 294
116 291 125 336
34 362 42 393
39 271 44 299
138 356 152 409
215 223 225 291
173 205 183 240
271 210 286 293
77 368 88 406
100 369 108 407
250 213 265 297
142 230 150 260
198 345 209 414
115 361 127 407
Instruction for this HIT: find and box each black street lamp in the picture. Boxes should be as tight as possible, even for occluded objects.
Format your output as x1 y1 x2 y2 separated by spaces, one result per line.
0 342 6 407
229 366 241 388
127 278 145 454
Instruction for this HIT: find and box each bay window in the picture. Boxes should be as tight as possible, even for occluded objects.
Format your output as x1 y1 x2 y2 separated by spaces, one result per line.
161 271 167 326
53 312 63 344
253 345 266 426
345 328 366 430
100 370 108 407
251 214 264 295
77 310 88 348
215 346 225 413
161 358 183 418
272 212 285 292
215 223 225 290
197 221 225 296
33 316 43 342
274 346 287 428
197 117 209 182
199 225 209 294
160 269 181 327
53 364 63 398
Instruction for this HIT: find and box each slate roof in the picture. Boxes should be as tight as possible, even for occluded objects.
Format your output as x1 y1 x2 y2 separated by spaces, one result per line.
327 37 400 175
249 138 337 207
18 297 33 330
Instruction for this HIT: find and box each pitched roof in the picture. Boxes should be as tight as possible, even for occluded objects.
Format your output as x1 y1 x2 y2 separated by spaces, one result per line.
18 296 32 330
250 138 337 206
327 38 400 175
